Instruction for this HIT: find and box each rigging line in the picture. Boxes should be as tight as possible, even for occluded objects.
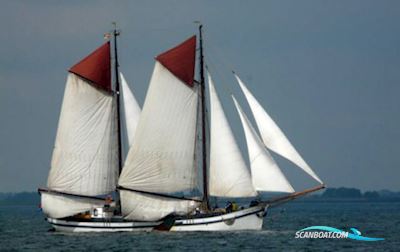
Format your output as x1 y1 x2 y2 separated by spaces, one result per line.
200 33 232 98
205 40 250 94
206 38 276 139
204 34 239 73
38 188 107 201
202 36 235 96
205 36 262 107
203 47 251 135
204 53 239 144
117 186 203 202
205 57 234 96
206 43 262 142
129 24 194 32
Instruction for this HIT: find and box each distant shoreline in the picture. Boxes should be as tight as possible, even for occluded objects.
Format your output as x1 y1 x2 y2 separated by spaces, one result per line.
293 197 400 203
295 187 400 202
1 187 399 206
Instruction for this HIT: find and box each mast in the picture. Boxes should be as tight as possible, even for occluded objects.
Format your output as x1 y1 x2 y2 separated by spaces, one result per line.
113 23 123 175
199 25 209 210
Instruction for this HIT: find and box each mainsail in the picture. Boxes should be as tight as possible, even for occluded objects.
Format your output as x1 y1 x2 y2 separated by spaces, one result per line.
120 190 199 221
233 96 295 193
118 36 200 220
41 192 105 219
43 42 118 218
208 73 256 197
234 74 323 184
120 72 141 148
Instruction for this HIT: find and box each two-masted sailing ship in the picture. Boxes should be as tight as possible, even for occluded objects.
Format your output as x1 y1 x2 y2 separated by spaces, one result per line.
39 26 325 232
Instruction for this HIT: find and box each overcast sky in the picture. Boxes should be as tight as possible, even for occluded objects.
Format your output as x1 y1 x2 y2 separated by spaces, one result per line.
1 1 399 192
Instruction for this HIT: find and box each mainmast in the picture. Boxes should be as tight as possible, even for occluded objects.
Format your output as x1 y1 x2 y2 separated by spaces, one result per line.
199 25 209 210
113 23 123 175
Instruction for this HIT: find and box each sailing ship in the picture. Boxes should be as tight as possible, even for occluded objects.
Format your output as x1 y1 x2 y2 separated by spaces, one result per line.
39 25 325 232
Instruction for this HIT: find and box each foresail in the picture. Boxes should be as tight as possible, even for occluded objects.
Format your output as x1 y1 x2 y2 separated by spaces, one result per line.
120 190 200 221
47 73 118 196
41 191 105 219
119 36 198 194
233 96 295 193
120 72 141 148
208 73 256 197
234 74 323 184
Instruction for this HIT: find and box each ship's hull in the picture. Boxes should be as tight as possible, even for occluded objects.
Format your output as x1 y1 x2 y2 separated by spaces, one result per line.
46 205 266 232
46 217 161 232
171 205 265 231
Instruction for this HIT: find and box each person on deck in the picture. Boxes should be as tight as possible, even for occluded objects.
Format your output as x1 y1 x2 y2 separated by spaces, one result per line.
104 195 113 208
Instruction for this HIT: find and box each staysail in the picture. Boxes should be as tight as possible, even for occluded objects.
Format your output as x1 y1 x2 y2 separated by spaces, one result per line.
233 96 295 193
208 73 256 197
43 42 118 218
234 74 323 184
120 72 141 148
119 36 200 220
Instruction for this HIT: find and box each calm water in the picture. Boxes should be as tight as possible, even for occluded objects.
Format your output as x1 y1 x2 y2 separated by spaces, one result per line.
0 202 399 251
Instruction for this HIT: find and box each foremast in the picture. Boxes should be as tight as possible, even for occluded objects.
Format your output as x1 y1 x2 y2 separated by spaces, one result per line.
111 24 124 215
198 25 209 211
112 24 123 176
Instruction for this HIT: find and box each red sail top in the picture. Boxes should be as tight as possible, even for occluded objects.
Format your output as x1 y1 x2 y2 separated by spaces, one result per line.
69 42 111 92
156 36 196 87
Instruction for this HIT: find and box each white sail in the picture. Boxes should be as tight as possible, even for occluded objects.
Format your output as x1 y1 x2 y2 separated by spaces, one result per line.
120 190 200 221
120 72 141 148
208 73 256 197
233 96 295 193
47 73 118 196
41 191 105 219
118 62 198 193
234 74 323 184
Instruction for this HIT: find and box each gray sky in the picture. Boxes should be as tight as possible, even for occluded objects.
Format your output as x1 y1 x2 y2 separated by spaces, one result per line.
1 0 399 192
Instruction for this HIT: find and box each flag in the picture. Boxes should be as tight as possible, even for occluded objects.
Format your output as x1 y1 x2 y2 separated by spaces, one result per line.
104 32 112 40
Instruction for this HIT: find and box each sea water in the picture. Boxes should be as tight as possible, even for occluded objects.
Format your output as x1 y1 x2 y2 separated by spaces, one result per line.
0 202 399 251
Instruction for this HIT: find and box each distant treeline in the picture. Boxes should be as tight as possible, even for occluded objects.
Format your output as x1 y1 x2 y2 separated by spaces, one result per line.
313 187 400 201
0 192 40 206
